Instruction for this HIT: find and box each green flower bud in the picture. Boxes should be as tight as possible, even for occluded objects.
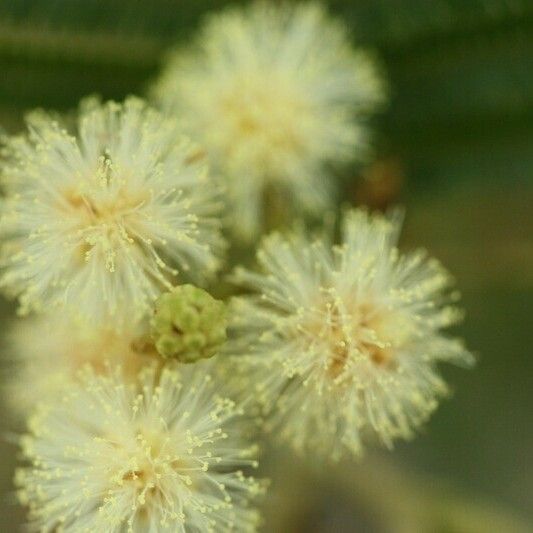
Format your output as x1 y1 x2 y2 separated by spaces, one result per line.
151 284 227 363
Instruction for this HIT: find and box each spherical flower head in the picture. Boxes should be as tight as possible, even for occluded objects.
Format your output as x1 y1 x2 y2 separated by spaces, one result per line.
227 208 474 459
16 363 262 532
152 2 386 240
5 314 158 417
0 97 225 326
151 284 227 362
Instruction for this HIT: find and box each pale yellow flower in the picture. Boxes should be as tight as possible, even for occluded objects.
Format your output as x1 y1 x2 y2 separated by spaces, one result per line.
227 209 473 458
152 2 385 239
5 314 156 417
17 363 262 532
0 97 224 326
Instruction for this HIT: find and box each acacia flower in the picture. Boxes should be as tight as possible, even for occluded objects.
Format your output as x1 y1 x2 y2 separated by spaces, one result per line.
5 314 156 417
228 209 473 458
152 2 386 239
0 97 224 326
16 363 262 532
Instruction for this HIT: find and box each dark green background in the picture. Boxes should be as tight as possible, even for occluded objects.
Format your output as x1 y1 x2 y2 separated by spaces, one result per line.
0 1 531 530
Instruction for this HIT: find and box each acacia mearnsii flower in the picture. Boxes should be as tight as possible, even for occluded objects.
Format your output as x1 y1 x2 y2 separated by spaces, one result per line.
152 2 386 240
16 363 262 532
228 209 473 459
5 314 156 417
0 97 224 327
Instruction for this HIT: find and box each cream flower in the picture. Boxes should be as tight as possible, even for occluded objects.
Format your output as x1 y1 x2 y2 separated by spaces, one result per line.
228 209 473 458
5 314 156 417
152 2 385 239
0 97 224 326
16 363 262 532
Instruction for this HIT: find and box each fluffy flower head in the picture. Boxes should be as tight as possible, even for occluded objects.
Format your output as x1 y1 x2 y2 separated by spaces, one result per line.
229 209 473 458
0 97 224 325
152 2 385 239
16 363 262 532
6 314 156 416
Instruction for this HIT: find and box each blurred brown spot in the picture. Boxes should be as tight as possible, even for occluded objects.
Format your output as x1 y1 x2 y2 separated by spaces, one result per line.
354 158 405 211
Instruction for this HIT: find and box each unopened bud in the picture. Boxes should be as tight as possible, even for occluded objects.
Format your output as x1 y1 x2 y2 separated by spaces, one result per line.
151 285 227 363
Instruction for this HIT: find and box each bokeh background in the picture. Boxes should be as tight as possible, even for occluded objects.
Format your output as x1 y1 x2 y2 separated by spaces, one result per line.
0 1 531 531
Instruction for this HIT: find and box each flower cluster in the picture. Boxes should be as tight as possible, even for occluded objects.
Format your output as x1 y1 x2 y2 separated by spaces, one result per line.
1 97 261 531
1 1 473 531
